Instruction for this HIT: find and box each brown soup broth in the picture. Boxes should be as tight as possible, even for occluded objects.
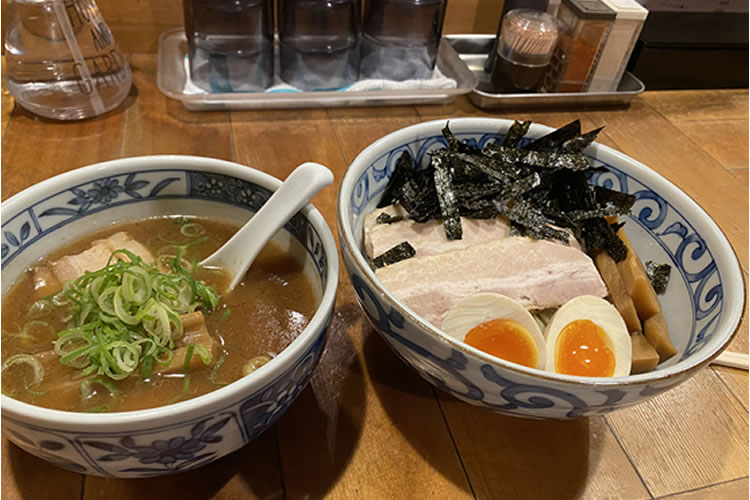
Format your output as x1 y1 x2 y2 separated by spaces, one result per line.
1 216 317 412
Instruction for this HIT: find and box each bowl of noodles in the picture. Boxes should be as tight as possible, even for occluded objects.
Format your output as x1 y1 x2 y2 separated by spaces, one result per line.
336 117 744 419
1 155 338 477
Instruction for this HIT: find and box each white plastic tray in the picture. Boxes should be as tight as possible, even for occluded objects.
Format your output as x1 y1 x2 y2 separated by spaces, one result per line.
157 29 478 111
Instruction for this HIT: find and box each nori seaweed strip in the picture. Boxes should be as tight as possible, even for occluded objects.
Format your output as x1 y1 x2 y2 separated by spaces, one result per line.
459 202 498 219
371 242 417 269
455 181 505 203
546 170 598 212
563 205 624 221
453 152 514 184
578 218 628 261
593 186 636 214
442 123 482 155
502 120 531 148
522 120 581 152
399 178 440 222
376 213 404 224
442 123 460 150
501 171 542 199
449 155 491 184
457 149 536 180
492 199 569 243
646 261 671 294
377 150 415 208
482 144 590 171
433 156 462 240
561 127 603 153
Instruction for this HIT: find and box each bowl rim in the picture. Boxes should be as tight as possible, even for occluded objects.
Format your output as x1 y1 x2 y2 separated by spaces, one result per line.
336 117 745 388
1 154 339 429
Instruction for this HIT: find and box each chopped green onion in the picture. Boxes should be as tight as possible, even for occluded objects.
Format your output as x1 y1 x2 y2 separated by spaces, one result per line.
141 355 153 380
26 299 56 320
209 351 228 386
242 355 271 376
2 354 45 387
80 377 120 411
182 344 195 373
45 247 219 382
181 223 206 238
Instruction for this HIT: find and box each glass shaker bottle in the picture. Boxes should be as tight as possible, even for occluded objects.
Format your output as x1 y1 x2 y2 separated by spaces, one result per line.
278 0 360 91
183 0 274 93
485 0 550 73
541 0 615 92
489 9 560 93
4 0 132 121
360 0 448 81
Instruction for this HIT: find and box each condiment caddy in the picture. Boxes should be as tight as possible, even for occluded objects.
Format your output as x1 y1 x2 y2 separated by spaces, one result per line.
447 34 644 110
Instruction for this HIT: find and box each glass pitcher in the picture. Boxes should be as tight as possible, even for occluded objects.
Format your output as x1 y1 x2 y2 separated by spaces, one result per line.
4 0 132 120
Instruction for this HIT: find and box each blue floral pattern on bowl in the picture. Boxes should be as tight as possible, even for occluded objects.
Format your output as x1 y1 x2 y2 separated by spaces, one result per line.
338 123 741 420
1 160 336 477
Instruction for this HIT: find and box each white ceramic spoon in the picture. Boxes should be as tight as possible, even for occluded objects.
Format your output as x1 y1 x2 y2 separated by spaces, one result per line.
200 161 334 292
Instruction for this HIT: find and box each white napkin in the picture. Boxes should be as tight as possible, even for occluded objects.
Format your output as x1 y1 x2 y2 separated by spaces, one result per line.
182 55 458 95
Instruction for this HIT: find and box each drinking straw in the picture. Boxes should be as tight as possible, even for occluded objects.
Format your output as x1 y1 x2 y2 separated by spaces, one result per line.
52 0 106 116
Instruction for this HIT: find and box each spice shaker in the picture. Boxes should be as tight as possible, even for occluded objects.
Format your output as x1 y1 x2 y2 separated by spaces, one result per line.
541 0 615 93
586 0 647 92
489 9 560 93
485 0 550 74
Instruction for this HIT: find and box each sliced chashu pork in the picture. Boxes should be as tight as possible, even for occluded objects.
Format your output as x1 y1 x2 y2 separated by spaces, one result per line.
158 311 220 374
364 205 512 259
374 236 608 328
32 231 155 299
364 204 582 259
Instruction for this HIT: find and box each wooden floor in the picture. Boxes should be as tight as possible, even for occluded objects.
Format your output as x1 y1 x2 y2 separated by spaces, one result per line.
1 54 748 499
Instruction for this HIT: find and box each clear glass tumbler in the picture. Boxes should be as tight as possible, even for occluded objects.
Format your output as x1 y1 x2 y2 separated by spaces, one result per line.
278 0 360 91
4 0 132 121
359 0 447 81
183 0 274 93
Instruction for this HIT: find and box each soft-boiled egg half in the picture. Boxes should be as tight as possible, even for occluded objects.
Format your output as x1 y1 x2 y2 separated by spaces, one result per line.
544 295 632 377
442 293 546 369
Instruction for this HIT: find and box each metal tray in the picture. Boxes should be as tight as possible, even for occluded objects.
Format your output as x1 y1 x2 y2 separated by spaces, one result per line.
157 29 477 111
445 34 645 110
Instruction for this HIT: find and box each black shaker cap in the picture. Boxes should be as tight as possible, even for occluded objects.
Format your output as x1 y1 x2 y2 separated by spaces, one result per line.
561 0 616 20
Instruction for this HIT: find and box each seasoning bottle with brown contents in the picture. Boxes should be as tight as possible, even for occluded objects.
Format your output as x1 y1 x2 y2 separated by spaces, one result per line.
541 0 615 93
489 9 560 93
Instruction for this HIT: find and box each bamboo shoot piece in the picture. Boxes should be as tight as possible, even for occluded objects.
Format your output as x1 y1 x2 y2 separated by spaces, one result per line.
614 229 662 320
643 312 677 362
593 251 642 333
631 333 660 374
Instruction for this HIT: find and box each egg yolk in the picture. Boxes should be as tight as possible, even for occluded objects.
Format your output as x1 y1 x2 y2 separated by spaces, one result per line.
554 319 615 377
464 319 538 368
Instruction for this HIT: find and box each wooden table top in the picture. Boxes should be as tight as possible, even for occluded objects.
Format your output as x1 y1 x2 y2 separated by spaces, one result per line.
1 55 748 500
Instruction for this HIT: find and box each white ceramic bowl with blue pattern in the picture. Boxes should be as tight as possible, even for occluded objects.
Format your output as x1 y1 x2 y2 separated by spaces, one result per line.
336 118 744 420
1 155 338 477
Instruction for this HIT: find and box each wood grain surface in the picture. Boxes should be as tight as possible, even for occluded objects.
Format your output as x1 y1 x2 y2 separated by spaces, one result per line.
1 56 747 500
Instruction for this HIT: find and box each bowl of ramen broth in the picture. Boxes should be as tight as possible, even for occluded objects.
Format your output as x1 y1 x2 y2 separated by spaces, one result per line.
1 155 338 477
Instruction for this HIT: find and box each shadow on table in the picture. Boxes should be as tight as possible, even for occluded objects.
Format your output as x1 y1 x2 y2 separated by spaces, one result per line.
362 323 598 499
252 301 368 499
